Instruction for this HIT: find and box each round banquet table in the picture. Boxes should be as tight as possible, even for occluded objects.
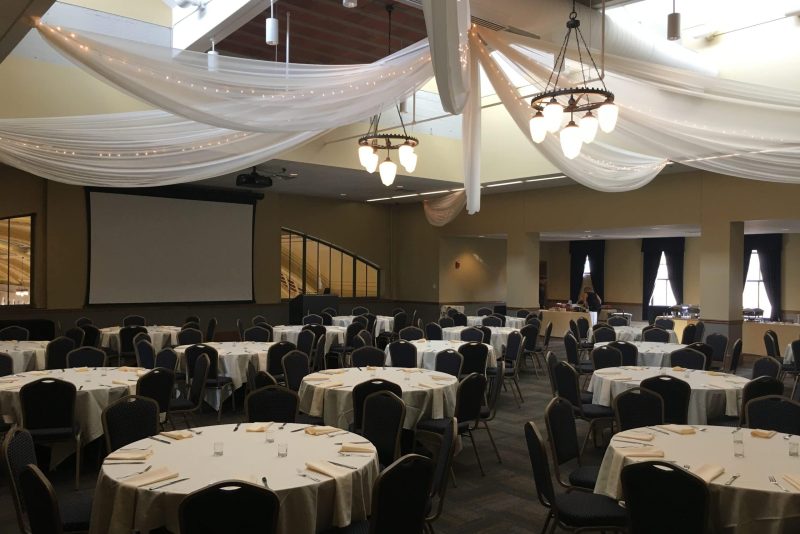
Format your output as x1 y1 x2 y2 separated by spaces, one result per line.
595 425 800 533
273 325 346 353
331 315 394 334
593 340 686 367
383 339 497 370
0 367 137 463
441 325 517 357
0 340 48 371
466 316 526 329
609 326 678 344
588 366 747 424
100 325 181 352
297 368 458 430
89 423 379 534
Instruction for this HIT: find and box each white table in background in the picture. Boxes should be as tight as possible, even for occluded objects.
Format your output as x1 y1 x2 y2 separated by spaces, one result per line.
594 341 686 367
332 315 394 334
466 316 526 329
89 423 379 534
100 325 181 352
273 325 346 353
588 366 747 424
595 425 800 532
0 340 48 371
441 325 516 357
609 326 678 344
384 339 496 370
297 368 457 430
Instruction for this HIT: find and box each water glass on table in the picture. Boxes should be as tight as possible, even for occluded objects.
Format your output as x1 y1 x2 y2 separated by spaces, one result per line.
733 430 745 458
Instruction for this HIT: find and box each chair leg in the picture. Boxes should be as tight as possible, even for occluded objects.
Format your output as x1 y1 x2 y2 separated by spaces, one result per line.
449 467 457 488
513 377 524 404
792 375 799 400
482 421 502 464
579 419 596 458
74 435 82 490
466 429 485 476
539 512 553 534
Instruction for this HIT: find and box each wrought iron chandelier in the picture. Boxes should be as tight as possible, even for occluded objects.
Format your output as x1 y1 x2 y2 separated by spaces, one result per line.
529 0 618 159
356 3 419 186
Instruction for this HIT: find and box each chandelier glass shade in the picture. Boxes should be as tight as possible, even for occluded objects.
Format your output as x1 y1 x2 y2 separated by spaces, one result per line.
357 110 419 186
529 1 618 159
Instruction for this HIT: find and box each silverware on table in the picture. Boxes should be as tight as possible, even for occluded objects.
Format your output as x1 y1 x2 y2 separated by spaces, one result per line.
233 423 241 432
326 431 348 438
189 429 203 435
334 441 371 445
612 439 653 446
769 475 791 493
104 461 147 465
647 426 670 435
291 425 312 432
261 476 269 489
327 460 357 470
147 436 171 445
279 422 288 430
724 473 741 486
148 477 190 491
296 468 322 482
119 465 152 479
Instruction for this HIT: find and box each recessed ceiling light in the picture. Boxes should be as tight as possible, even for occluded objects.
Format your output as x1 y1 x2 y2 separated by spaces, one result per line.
450 188 464 192
584 230 592 233
340 193 347 197
486 180 523 188
391 193 419 199
395 185 405 189
478 235 485 238
525 175 566 182
366 197 390 202
420 190 451 196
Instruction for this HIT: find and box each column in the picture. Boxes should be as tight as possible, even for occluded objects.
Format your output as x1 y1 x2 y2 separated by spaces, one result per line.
506 231 540 310
699 220 743 341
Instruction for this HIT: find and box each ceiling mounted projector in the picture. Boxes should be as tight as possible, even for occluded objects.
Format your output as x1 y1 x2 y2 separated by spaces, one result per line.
236 167 273 188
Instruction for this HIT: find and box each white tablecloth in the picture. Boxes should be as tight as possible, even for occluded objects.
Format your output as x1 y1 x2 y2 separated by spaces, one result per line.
0 340 48 371
100 325 181 352
0 367 134 463
594 341 687 367
595 425 800 533
441 325 517 357
588 366 746 424
273 325 346 353
332 315 394 334
89 423 379 534
466 316 526 329
298 368 457 430
610 326 678 344
384 339 496 370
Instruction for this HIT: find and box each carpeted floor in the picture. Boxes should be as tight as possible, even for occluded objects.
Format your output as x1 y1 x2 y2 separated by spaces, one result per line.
0 345 764 533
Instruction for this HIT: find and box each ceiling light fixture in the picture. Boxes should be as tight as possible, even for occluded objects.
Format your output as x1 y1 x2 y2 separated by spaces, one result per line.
529 1 617 160
485 180 523 188
206 38 219 71
366 197 391 202
667 0 681 41
343 0 357 7
525 175 567 182
356 4 419 187
266 1 279 46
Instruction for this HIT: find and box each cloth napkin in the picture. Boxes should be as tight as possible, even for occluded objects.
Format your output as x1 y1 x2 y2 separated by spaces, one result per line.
339 442 376 453
305 426 340 436
74 367 90 372
617 431 654 442
619 448 665 458
29 370 49 375
705 371 726 376
659 425 696 435
672 366 687 372
106 449 154 461
160 430 193 440
246 423 272 432
750 429 776 439
691 464 725 484
783 474 800 491
112 379 138 386
121 466 179 488
609 375 633 381
399 368 421 373
136 370 149 377
417 382 437 389
595 370 621 375
304 374 330 382
305 461 354 526
320 369 347 375
118 366 139 372
366 366 380 371
432 375 453 381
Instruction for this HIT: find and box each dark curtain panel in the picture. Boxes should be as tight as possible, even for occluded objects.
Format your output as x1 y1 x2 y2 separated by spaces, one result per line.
641 248 662 323
641 238 685 322
569 240 605 302
745 234 783 320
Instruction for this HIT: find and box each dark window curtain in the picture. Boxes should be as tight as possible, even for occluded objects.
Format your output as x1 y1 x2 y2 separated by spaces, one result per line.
744 234 782 321
569 241 605 302
641 238 685 322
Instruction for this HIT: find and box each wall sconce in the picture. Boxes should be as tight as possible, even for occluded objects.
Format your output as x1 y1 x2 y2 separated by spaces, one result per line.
454 261 461 270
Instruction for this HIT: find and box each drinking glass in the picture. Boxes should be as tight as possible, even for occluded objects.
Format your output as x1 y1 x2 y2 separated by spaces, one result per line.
790 441 799 458
213 441 224 457
277 442 288 458
733 430 744 458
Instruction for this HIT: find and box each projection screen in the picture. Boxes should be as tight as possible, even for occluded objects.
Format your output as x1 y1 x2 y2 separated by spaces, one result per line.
88 191 254 304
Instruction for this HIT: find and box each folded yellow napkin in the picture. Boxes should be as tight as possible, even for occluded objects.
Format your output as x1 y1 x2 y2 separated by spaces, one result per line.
417 382 437 389
339 442 376 453
596 370 621 375
121 466 179 488
705 371 726 376
609 375 633 381
112 379 138 386
305 425 340 436
399 368 421 373
160 430 193 440
74 367 90 372
751 429 776 439
783 474 800 491
432 375 453 381
619 448 665 458
692 464 725 484
660 425 696 435
366 366 379 371
320 369 347 375
304 374 330 382
136 370 148 377
107 449 154 461
617 431 654 442
306 460 350 479
0 383 19 391
29 370 49 375
0 377 17 383
118 366 139 372
246 423 272 432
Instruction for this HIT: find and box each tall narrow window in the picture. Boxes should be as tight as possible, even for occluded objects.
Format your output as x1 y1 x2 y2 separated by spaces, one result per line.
649 251 677 306
0 215 32 306
743 250 772 318
582 255 591 278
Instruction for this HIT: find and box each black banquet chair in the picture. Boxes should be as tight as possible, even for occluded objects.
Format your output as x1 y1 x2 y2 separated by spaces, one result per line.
101 395 160 452
177 327 203 346
544 396 600 491
245 385 299 424
243 326 271 342
553 362 614 454
122 315 146 327
434 349 463 377
399 326 425 342
281 350 310 392
79 324 101 348
66 346 107 368
168 354 209 428
63 327 85 349
45 337 75 370
458 342 489 377
362 390 406 468
425 322 443 341
179 480 280 534
459 327 484 343
351 379 402 434
752 356 781 379
640 374 690 424
135 338 156 369
388 340 418 368
608 340 638 367
137 367 175 424
0 352 12 377
745 395 800 435
612 387 664 432
0 325 30 341
351 346 386 368
18 464 71 534
669 347 706 370
642 327 670 343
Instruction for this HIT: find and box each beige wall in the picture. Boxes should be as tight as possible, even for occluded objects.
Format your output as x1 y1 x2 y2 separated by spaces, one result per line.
604 239 642 304
541 241 570 302
438 237 506 303
684 237 701 304
782 234 800 313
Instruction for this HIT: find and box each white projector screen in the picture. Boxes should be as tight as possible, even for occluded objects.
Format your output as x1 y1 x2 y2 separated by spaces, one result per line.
88 191 254 304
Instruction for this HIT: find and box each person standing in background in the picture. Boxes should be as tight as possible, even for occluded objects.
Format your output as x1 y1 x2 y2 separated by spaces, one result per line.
579 286 602 324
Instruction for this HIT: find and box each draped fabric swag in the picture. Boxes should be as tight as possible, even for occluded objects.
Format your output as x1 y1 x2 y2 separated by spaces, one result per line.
569 240 605 303
743 234 783 321
641 237 685 322
422 191 467 227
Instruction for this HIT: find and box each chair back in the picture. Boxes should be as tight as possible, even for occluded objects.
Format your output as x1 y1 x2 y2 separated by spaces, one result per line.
680 323 697 345
122 315 146 327
452 313 467 327
133 332 152 346
427 418 457 524
321 312 334 326
0 326 29 341
455 373 486 425
351 346 386 367
186 354 210 408
553 362 582 409
352 379 402 432
344 322 364 347
654 317 675 330
119 326 146 355
252 315 267 326
363 391 406 466
0 352 11 377
425 322 443 341
352 306 370 316
185 343 220 380
613 387 665 431
764 331 779 359
18 464 64 534
179 480 280 534
20 378 77 431
45 336 75 370
745 395 800 434
135 338 156 369
3 427 37 533
392 312 408 333
515 309 530 318
302 314 323 325
526 316 542 328
523 421 556 509
607 316 629 327
563 333 580 365
641 375 691 424
576 317 590 340
621 460 709 534
302 323 327 347
669 348 706 370
541 321 553 352
544 397 580 466
137 367 175 414
546 352 559 396
593 326 616 343
66 347 107 368
490 313 506 326
245 385 299 423
399 326 424 341
75 317 92 327
236 318 245 341
182 321 201 331
740 376 784 425
438 316 454 328
478 325 492 344
155 348 178 370
434 350 463 377
388 340 417 368
63 327 85 348
591 345 621 370
266 341 296 377
642 327 670 343
459 327 483 343
706 333 728 365
205 317 217 342
608 340 638 366
693 321 705 342
243 326 271 343
728 338 743 373
686 342 714 369
504 331 523 366
481 315 501 327
176 328 203 346
102 395 160 452
474 307 490 316
352 315 369 330
368 454 434 534
295 329 315 357
458 342 489 376
184 315 200 324
281 350 310 392
79 324 101 348
752 356 781 379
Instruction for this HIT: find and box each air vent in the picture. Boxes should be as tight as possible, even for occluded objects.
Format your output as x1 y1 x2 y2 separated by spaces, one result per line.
471 16 505 32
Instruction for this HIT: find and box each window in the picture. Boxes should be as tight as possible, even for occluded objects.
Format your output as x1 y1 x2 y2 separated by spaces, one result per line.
0 215 32 306
743 250 772 318
280 228 379 299
649 251 677 307
582 255 591 278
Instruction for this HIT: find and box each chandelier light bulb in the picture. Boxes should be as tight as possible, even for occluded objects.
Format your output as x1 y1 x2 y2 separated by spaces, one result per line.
379 157 397 186
266 17 279 46
559 120 583 159
398 143 414 169
529 111 547 143
543 98 564 133
343 0 357 7
365 152 379 173
598 100 619 133
402 151 418 173
358 145 375 168
579 112 599 143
